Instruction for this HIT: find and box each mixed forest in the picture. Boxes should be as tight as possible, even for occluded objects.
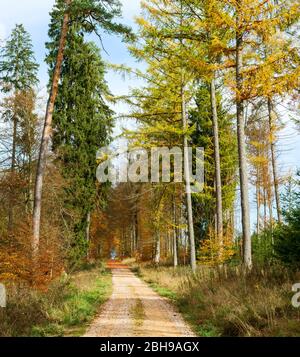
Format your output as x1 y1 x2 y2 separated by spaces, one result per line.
0 0 300 337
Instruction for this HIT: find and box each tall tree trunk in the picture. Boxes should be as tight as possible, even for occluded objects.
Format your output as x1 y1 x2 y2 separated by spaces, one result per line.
131 226 136 256
154 233 160 265
173 194 178 267
267 98 282 223
210 77 223 248
32 0 71 259
236 9 252 270
256 168 260 235
268 187 273 229
8 111 18 232
27 153 34 214
181 83 197 273
134 211 138 253
86 211 91 259
263 188 267 230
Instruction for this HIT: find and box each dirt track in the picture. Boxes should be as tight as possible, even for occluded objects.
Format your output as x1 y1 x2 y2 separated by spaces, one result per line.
84 262 195 337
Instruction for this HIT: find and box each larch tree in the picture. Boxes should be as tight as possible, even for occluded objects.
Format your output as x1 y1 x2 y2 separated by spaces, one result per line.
230 0 300 268
190 84 237 265
262 0 300 223
177 0 234 252
126 0 198 271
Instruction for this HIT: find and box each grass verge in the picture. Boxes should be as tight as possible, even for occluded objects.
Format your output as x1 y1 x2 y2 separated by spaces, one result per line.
129 262 300 337
0 263 112 336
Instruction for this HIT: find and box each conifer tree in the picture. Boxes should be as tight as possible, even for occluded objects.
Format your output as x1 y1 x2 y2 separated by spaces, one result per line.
0 24 38 231
33 0 131 259
190 84 237 264
52 27 114 264
125 0 198 271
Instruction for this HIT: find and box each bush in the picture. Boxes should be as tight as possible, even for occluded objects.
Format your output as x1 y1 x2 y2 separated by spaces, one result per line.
0 266 112 336
252 228 275 266
274 208 300 270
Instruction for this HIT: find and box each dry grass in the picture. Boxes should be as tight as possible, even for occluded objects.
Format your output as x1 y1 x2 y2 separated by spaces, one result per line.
0 263 112 337
133 263 300 336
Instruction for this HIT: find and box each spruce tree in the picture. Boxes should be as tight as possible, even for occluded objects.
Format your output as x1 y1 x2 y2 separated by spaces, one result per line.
0 24 38 93
0 24 38 231
52 27 114 265
33 0 132 258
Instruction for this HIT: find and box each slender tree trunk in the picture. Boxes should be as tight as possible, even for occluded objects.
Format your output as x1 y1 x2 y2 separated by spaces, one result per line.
173 194 178 267
131 222 135 254
11 113 17 170
181 83 197 273
263 188 267 230
268 188 273 229
28 153 34 214
24 111 34 215
173 230 178 267
8 111 18 232
167 231 171 258
134 212 138 253
210 77 223 248
154 233 160 265
86 211 91 259
32 0 71 259
256 169 260 235
236 11 252 270
132 226 136 256
267 98 282 223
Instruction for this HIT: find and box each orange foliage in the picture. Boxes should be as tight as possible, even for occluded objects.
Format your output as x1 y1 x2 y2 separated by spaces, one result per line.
198 227 236 266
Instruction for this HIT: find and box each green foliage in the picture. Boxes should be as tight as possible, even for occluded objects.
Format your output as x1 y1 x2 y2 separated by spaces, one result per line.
273 173 300 269
147 281 177 300
69 0 132 37
251 173 300 269
48 20 114 265
190 84 237 245
0 24 39 235
0 266 112 337
274 208 300 269
46 0 132 79
252 229 275 266
0 24 39 93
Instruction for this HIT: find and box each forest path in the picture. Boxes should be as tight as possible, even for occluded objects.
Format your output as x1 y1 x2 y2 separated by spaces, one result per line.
84 261 195 337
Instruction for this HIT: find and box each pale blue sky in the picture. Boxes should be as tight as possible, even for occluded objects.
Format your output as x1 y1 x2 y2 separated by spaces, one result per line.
0 0 142 96
0 0 299 230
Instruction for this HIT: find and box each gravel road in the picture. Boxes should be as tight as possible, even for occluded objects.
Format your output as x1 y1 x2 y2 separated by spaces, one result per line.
84 263 195 337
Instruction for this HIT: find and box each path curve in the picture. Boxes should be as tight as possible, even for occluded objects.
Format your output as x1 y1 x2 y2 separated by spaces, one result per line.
84 262 195 337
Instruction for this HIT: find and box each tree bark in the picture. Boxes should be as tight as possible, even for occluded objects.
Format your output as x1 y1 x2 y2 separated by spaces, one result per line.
267 98 282 223
256 168 260 235
32 0 71 259
181 83 197 273
236 8 252 270
154 233 160 265
27 152 34 214
210 77 223 248
8 110 18 232
86 210 91 258
173 193 178 267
